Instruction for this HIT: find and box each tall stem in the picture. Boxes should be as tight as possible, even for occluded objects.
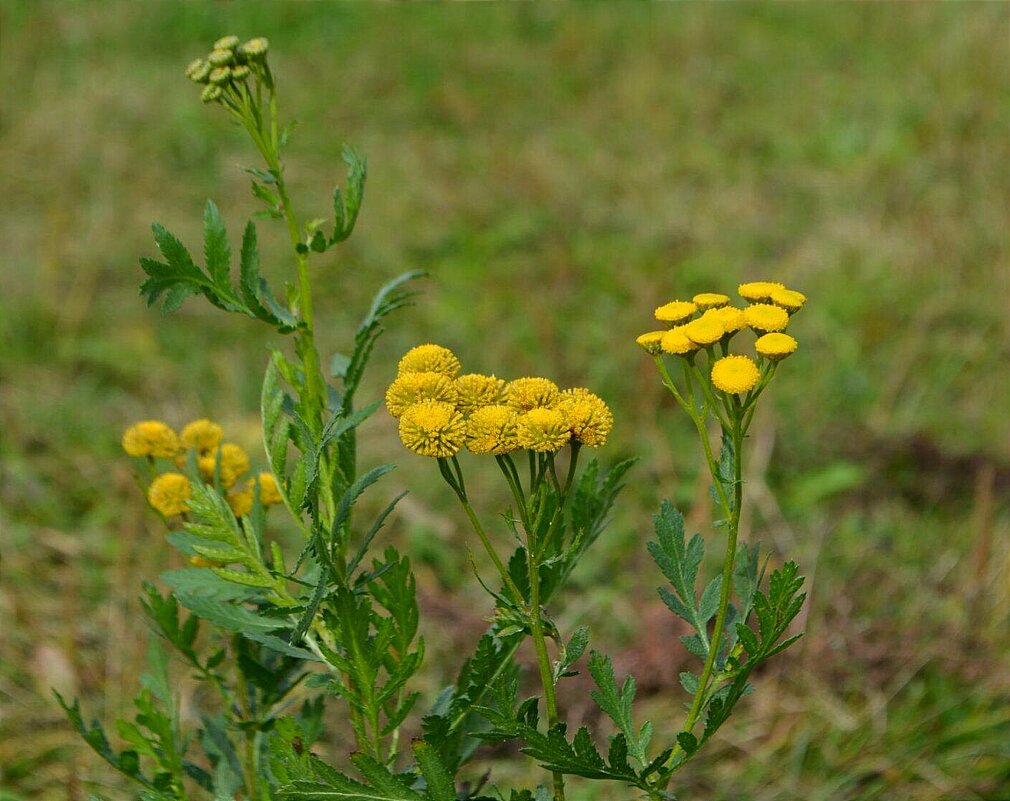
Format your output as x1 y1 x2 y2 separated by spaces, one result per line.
662 419 742 781
526 524 566 801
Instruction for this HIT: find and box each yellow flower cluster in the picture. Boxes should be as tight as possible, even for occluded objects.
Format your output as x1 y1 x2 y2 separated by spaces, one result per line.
638 281 806 396
388 344 613 458
122 418 283 518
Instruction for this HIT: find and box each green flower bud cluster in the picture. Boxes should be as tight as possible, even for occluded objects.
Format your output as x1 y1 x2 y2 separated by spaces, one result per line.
185 35 271 105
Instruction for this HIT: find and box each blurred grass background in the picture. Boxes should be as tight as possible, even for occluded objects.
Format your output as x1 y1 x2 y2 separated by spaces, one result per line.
2 3 1009 800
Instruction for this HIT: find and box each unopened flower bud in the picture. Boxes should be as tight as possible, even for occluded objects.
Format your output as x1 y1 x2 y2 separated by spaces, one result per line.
208 48 234 67
213 35 240 51
208 66 231 86
185 58 211 84
230 64 251 81
201 84 223 103
239 37 269 61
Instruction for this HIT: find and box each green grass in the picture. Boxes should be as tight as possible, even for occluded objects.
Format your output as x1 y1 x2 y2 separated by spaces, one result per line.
2 3 1009 799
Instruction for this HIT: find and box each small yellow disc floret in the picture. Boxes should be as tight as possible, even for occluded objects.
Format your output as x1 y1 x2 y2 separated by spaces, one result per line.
711 355 761 395
684 316 724 345
654 300 698 325
661 327 699 356
227 490 253 518
466 405 520 455
180 419 223 455
516 407 571 453
755 332 798 361
386 372 458 418
770 287 807 313
148 473 192 516
556 388 613 448
744 303 789 333
692 293 730 309
738 281 785 302
710 305 747 333
454 374 506 415
399 400 467 458
250 472 283 506
397 344 462 378
122 421 180 458
506 377 560 412
636 331 666 355
198 443 250 489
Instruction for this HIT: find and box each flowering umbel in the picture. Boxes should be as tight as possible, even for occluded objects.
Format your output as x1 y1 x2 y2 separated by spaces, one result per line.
386 344 613 460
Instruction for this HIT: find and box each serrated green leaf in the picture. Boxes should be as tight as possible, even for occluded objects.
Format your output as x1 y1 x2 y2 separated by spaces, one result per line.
587 651 648 766
174 593 285 634
412 741 455 801
556 626 589 681
209 566 275 589
239 221 300 333
203 200 231 288
242 631 320 661
698 575 722 627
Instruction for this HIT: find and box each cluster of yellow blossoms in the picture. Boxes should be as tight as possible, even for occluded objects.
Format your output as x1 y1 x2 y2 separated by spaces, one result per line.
122 419 282 518
386 344 614 459
637 281 805 395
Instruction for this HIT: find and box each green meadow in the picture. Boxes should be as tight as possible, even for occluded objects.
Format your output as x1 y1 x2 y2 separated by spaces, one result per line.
1 3 1008 799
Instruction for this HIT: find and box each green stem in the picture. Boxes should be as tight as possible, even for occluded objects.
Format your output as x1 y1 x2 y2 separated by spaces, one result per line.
526 525 566 801
497 455 533 533
661 421 743 782
234 656 259 800
439 460 524 603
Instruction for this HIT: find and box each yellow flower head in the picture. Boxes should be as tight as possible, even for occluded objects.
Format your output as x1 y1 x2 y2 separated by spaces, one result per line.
385 371 458 418
709 305 747 333
755 332 798 361
692 293 730 309
506 377 560 412
249 472 283 506
556 388 613 448
227 490 253 518
454 374 506 416
198 443 249 489
122 421 180 459
180 419 223 455
711 355 761 395
738 281 785 303
770 287 807 313
744 303 789 333
399 400 467 458
654 300 698 325
397 344 462 379
516 407 571 453
636 331 666 355
148 473 191 516
661 326 699 356
684 316 725 346
466 405 520 455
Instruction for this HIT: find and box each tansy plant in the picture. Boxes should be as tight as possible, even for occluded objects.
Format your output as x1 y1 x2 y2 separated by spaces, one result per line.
61 35 806 801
